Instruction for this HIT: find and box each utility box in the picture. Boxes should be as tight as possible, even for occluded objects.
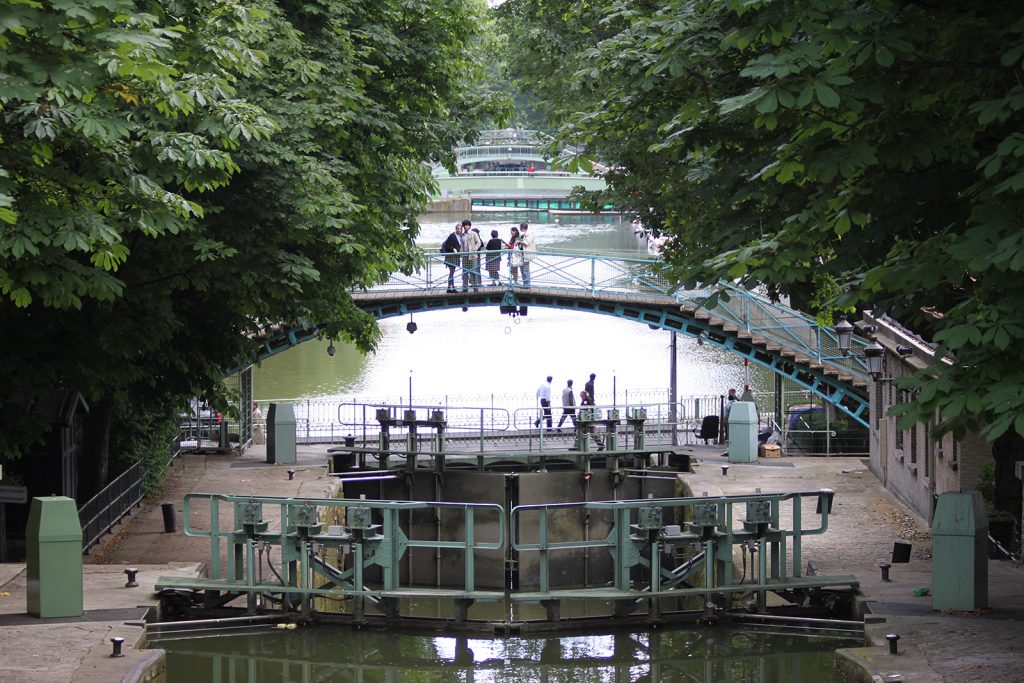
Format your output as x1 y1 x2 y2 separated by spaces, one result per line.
932 492 988 611
25 496 83 618
266 402 297 464
728 402 758 463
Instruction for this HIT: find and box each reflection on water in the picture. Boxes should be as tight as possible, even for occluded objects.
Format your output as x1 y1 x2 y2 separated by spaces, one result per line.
154 625 859 682
253 213 772 404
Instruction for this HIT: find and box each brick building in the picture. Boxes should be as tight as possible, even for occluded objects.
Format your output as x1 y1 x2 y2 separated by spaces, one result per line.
864 313 1015 531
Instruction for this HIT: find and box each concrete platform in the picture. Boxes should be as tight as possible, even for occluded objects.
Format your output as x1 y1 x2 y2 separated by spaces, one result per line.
1 444 1022 681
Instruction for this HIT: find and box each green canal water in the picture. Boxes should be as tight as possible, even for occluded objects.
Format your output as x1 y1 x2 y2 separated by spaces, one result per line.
152 625 860 682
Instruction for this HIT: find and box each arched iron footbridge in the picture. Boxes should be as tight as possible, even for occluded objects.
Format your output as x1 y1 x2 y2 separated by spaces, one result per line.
257 251 873 427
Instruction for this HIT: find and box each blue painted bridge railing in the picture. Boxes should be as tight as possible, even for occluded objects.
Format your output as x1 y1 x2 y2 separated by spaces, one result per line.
365 249 872 385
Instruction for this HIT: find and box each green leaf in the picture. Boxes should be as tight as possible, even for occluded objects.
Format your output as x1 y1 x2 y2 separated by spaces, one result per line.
813 82 840 108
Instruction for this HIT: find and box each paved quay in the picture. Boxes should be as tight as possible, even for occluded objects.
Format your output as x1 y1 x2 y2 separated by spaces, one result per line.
0 442 1021 682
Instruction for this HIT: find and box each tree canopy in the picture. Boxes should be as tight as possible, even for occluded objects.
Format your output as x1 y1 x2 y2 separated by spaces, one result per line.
498 0 1024 440
0 0 504 470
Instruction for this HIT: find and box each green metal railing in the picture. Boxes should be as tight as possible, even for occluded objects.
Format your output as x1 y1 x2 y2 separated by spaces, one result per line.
158 489 856 625
510 490 848 614
168 493 504 619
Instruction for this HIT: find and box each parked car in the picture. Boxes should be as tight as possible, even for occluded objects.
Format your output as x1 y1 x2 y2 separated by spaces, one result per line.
784 404 868 455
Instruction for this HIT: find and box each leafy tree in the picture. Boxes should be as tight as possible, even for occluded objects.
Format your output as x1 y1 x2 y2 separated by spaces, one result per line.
0 0 505 492
499 0 1024 440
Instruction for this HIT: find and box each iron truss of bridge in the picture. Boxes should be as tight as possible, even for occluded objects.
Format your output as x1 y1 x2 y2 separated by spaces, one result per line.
252 251 874 427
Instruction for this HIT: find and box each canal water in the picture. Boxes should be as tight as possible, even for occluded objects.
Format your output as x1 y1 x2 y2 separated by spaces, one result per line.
153 624 860 682
251 212 772 410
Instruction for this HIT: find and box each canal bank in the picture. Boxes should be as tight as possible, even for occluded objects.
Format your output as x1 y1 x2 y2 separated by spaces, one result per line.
1 445 1021 682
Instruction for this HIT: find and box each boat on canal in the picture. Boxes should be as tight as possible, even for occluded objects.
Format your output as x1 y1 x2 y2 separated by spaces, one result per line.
431 128 610 213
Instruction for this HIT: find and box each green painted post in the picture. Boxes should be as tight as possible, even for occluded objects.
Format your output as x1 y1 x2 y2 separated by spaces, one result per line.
266 403 297 464
932 492 988 611
539 509 549 594
792 496 802 578
25 496 83 618
727 402 758 462
465 509 475 593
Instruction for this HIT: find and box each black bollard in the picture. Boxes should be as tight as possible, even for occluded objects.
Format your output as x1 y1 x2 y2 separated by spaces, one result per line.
124 567 139 588
885 633 900 655
160 502 176 533
344 434 356 448
879 562 892 582
721 464 730 476
287 469 295 480
110 637 125 658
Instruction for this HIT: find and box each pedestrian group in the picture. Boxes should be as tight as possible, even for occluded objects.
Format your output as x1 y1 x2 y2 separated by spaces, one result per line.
535 372 603 450
440 221 537 291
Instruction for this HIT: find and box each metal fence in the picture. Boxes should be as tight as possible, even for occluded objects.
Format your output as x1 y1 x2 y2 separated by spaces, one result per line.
252 387 867 456
78 461 144 554
79 433 186 553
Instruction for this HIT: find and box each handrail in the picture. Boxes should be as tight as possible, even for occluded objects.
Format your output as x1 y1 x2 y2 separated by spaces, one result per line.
78 461 144 553
511 490 832 551
183 493 504 578
362 249 870 384
511 490 834 594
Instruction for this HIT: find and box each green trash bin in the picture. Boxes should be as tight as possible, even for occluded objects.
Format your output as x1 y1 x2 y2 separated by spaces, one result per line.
728 402 758 463
267 402 297 464
932 491 988 611
25 496 83 618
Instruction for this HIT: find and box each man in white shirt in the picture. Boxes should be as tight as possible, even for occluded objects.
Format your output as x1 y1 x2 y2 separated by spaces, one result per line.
534 375 553 429
461 219 482 291
519 222 536 286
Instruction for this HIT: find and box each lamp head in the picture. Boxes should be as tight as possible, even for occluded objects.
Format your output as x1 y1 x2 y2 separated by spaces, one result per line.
835 315 854 353
863 339 885 379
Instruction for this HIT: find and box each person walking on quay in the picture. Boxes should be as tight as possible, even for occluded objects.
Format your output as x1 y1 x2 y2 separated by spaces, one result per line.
507 225 523 284
557 378 577 431
461 219 482 291
440 222 463 292
534 375 553 429
485 229 504 286
519 222 536 286
584 373 596 405
578 389 605 450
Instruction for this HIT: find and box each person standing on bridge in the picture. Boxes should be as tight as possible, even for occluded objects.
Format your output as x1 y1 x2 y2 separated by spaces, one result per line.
534 375 553 429
519 222 536 286
440 223 463 293
557 379 577 431
507 226 523 284
461 219 482 291
485 230 504 286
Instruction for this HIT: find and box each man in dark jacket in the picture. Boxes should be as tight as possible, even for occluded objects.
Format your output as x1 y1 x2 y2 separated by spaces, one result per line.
440 223 463 292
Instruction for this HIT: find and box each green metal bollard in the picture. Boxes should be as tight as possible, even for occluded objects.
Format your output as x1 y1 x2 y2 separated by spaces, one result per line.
25 496 83 618
932 491 988 611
